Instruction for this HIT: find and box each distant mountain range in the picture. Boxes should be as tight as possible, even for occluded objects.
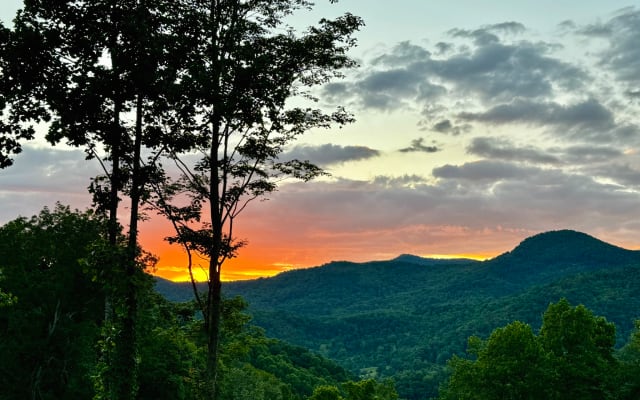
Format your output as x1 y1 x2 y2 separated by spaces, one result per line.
154 230 640 399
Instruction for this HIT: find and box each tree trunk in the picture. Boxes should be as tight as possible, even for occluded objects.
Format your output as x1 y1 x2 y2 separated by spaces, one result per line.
205 1 223 397
206 260 222 399
116 93 144 400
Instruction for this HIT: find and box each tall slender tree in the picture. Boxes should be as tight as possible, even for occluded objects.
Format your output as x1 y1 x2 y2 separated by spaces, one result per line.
150 1 363 397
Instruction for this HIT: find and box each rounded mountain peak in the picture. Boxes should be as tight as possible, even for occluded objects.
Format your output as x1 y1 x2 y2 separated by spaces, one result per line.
505 229 635 265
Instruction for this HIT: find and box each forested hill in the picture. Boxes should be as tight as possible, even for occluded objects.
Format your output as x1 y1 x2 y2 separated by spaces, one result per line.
155 230 640 399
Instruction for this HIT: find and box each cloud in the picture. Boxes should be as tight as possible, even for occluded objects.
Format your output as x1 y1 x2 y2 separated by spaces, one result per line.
467 137 561 165
399 138 439 153
372 174 430 188
562 145 624 163
236 165 640 258
457 98 632 142
577 7 640 86
467 137 627 167
432 160 537 181
0 146 99 223
425 40 585 102
579 163 640 187
323 25 589 123
448 22 526 46
372 41 431 67
283 143 380 166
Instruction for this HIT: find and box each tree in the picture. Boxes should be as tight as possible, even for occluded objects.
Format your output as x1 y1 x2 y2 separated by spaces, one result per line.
9 1 180 397
343 379 398 400
0 16 52 168
3 1 362 397
439 322 549 400
148 1 363 398
0 204 107 399
309 386 343 400
616 320 640 399
539 298 618 399
439 299 618 400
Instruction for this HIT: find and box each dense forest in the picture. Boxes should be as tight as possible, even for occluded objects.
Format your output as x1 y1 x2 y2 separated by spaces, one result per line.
159 229 640 399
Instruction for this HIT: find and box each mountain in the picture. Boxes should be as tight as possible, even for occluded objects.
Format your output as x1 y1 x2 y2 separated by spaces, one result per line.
155 230 640 400
488 229 640 280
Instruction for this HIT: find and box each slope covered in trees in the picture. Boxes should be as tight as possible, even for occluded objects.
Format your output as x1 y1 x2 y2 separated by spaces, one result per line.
157 230 640 399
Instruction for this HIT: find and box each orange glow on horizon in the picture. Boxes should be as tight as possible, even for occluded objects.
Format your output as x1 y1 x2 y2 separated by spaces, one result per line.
139 212 509 283
149 247 501 283
422 253 495 261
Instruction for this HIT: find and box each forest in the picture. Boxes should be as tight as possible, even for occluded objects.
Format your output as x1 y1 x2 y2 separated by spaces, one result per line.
4 205 640 399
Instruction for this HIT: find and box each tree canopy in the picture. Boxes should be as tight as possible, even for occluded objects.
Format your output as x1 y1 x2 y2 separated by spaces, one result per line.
439 299 620 400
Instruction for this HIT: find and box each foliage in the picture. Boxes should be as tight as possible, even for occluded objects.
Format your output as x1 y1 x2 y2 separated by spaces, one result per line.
307 379 398 400
0 205 362 400
8 1 181 397
539 298 618 399
0 204 107 399
438 299 619 400
309 385 343 400
616 321 640 399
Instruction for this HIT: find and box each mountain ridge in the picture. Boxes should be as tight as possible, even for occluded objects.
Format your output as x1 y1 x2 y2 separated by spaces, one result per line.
154 229 640 400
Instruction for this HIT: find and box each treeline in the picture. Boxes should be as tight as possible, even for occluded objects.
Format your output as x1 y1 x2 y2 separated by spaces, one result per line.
0 205 397 399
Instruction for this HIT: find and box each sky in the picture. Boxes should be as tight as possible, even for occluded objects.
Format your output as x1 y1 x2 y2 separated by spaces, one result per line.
2 1 640 281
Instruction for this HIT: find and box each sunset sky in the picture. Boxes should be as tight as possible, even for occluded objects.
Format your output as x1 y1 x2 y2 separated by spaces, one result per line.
2 1 640 281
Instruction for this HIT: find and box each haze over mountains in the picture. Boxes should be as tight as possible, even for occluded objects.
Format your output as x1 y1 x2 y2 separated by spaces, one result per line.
155 230 640 399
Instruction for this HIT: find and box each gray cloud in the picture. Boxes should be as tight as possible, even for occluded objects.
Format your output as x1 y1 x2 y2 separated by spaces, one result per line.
466 136 627 168
426 118 471 136
562 145 624 163
448 22 526 46
372 41 431 67
458 98 625 141
0 146 99 224
284 143 380 166
588 163 640 186
399 138 439 153
578 7 640 86
433 119 453 133
324 27 589 117
467 137 561 164
241 164 640 251
432 160 537 181
372 174 430 188
435 42 454 55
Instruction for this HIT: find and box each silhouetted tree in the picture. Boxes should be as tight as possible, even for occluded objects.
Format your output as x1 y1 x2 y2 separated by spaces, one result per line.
148 1 363 397
7 1 180 397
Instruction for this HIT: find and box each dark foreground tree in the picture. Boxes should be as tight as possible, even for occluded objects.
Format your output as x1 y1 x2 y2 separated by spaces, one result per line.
0 204 106 399
148 1 363 397
7 1 183 397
